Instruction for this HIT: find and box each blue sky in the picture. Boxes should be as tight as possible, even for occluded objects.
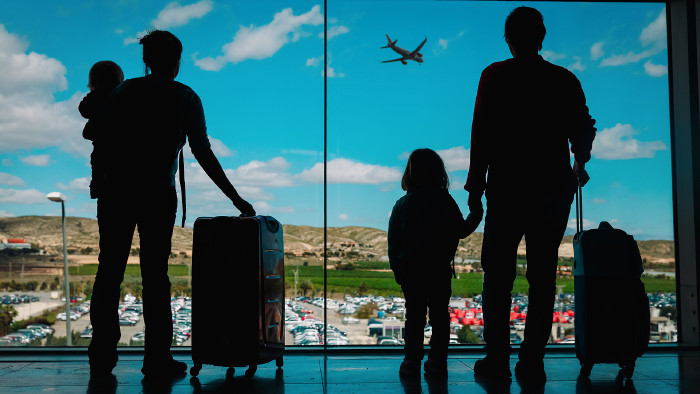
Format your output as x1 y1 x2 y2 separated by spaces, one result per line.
0 1 672 240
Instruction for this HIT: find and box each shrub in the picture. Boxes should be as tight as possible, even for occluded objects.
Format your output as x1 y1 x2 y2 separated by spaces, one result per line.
457 325 481 344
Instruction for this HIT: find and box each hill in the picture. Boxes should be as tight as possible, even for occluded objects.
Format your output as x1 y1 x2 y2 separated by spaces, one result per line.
0 216 674 263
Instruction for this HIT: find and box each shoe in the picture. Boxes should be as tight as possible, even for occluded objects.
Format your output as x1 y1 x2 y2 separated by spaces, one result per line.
473 357 511 379
141 358 187 377
399 359 421 379
514 360 546 384
423 358 448 380
87 372 117 394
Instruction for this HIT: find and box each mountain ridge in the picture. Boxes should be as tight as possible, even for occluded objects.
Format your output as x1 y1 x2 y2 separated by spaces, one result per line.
0 216 674 263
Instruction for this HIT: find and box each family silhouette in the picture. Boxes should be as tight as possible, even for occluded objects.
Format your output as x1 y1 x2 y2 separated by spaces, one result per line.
83 6 596 386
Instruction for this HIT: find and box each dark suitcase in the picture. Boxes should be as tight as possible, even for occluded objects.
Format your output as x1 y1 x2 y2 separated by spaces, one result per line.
190 215 285 379
573 186 649 379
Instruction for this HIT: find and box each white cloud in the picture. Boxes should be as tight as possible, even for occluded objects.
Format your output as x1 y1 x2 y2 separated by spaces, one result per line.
0 188 47 204
0 210 15 217
253 201 295 214
306 56 322 67
307 54 344 78
321 26 349 40
0 25 67 95
591 198 607 204
114 28 124 35
541 50 566 62
600 8 666 67
640 8 667 47
591 42 605 60
339 213 349 221
125 0 214 45
0 25 89 156
0 173 24 186
592 123 666 160
237 186 274 201
438 39 448 50
182 137 234 159
568 56 585 72
57 177 90 192
185 157 295 189
436 146 470 173
567 218 597 231
2 158 12 166
644 60 668 77
297 158 401 184
21 154 50 166
195 5 323 71
324 61 345 78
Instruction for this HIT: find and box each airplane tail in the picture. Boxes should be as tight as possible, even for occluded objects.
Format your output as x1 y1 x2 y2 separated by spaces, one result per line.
381 34 397 48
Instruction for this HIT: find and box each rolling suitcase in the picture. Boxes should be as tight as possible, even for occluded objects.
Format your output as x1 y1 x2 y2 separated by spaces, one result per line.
573 185 649 378
190 215 285 379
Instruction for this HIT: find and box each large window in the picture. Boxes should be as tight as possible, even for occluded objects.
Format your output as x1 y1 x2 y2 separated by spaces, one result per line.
0 1 679 349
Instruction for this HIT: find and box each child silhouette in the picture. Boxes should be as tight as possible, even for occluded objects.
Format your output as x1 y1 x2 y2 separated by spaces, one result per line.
388 148 479 380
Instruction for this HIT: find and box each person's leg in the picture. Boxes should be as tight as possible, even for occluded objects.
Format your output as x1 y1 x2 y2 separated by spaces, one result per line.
89 197 136 373
516 196 571 382
426 276 452 363
424 276 452 378
137 189 178 370
401 283 428 375
480 206 523 361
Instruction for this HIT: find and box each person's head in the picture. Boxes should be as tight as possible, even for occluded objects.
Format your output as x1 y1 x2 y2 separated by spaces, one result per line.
401 148 449 192
87 61 124 91
139 30 182 77
504 7 546 56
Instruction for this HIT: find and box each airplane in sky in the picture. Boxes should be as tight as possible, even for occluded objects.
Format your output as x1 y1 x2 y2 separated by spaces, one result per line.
381 34 427 65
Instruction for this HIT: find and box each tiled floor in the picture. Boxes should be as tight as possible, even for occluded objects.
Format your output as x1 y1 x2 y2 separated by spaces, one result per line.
0 350 698 393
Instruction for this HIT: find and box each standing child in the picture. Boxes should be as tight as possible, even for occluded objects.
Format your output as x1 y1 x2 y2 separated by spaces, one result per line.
79 60 124 199
388 148 480 380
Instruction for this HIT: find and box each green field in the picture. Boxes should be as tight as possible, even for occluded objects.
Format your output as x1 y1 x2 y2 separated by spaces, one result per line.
284 263 675 297
69 264 189 277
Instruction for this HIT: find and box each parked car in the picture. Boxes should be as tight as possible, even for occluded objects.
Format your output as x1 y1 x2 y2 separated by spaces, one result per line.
342 317 360 324
118 318 137 326
56 312 79 321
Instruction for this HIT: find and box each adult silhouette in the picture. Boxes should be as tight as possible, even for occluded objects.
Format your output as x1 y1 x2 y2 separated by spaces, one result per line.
84 30 255 377
465 7 596 383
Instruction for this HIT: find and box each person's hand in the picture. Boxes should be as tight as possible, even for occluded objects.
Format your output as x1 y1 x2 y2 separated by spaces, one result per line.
468 192 484 216
573 161 590 187
233 198 256 217
464 212 483 236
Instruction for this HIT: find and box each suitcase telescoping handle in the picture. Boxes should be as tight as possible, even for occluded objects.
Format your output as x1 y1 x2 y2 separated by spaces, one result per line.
575 179 583 234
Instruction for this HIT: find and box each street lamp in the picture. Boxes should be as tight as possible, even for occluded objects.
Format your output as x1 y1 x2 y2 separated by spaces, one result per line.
47 192 71 346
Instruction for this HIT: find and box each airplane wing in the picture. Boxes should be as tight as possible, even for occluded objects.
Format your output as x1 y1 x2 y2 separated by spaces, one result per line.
411 37 427 55
381 58 405 63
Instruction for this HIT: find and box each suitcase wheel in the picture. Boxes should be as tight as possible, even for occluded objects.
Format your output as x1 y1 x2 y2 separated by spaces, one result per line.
245 365 257 379
190 363 202 377
226 367 235 380
579 362 593 377
276 356 284 368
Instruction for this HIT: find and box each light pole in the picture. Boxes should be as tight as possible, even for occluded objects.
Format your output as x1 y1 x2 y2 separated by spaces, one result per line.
47 192 71 346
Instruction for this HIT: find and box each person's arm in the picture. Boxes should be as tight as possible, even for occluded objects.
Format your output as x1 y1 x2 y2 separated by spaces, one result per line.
192 148 255 215
465 67 492 215
568 75 596 186
387 202 404 285
187 91 255 216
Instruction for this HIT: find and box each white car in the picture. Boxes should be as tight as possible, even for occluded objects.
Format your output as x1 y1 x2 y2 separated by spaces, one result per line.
342 317 360 324
56 312 79 321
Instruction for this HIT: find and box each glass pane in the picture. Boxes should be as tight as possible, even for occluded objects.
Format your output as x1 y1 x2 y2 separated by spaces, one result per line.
0 1 323 347
326 0 674 348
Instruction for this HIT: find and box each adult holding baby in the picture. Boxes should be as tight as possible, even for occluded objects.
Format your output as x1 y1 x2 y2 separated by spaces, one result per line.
85 30 255 378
